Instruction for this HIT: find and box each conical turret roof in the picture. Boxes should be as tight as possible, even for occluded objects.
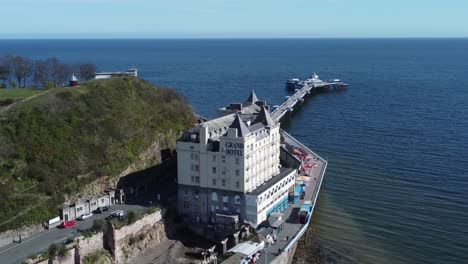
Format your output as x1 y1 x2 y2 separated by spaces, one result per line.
229 114 250 137
245 90 259 104
254 106 275 127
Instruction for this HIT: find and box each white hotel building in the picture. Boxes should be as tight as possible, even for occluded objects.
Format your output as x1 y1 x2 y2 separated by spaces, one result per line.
177 92 295 231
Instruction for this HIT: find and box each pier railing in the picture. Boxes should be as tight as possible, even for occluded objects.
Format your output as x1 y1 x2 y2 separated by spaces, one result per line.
271 84 311 121
280 129 328 163
280 129 328 252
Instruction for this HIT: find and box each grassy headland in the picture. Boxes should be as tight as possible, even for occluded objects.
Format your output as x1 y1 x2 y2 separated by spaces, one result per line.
0 77 194 232
0 88 44 99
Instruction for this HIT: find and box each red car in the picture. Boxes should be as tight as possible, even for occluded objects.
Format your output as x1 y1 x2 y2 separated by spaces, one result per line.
60 220 76 228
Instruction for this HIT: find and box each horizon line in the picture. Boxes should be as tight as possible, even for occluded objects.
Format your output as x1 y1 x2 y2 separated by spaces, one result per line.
0 36 467 40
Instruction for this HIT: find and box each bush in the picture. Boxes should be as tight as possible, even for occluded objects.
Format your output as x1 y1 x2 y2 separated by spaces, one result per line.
83 250 112 264
58 244 68 258
128 235 138 245
48 243 59 258
128 233 145 245
126 211 138 225
92 219 106 233
43 81 54 90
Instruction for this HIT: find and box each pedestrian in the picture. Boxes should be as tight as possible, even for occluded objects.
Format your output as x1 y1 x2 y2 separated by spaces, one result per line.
287 235 289 241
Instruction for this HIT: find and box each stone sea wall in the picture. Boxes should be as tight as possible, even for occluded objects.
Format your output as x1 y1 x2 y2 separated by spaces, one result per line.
23 209 166 264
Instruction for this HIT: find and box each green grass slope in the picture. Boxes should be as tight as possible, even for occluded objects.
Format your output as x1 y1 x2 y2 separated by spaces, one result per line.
0 77 194 231
0 88 44 99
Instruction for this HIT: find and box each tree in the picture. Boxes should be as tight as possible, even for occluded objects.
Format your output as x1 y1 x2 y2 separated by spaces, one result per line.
33 60 51 87
12 56 33 88
0 54 13 87
58 64 72 86
0 65 7 88
48 57 61 87
79 63 96 81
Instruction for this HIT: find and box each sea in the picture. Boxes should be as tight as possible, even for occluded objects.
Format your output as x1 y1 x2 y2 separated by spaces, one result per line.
1 38 467 264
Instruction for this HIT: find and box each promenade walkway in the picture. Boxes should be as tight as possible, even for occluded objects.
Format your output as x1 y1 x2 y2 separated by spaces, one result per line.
255 130 328 264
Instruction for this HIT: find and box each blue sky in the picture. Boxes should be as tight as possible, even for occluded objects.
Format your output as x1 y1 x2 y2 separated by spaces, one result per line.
0 0 467 38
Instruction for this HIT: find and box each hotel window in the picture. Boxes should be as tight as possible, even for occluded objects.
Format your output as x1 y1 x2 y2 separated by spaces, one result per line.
222 179 226 186
195 164 199 172
212 179 216 185
235 169 240 177
221 156 226 163
195 176 200 183
190 164 194 172
191 176 194 182
235 195 241 204
212 155 216 162
235 157 240 165
212 167 217 174
236 181 240 189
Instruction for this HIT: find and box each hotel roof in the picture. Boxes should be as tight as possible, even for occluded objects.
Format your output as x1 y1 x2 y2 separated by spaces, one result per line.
245 90 259 105
229 114 250 137
249 167 295 195
254 106 275 127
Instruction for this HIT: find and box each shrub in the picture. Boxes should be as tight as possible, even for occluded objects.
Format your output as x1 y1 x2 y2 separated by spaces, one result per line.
126 211 138 225
58 244 68 258
43 81 54 90
48 243 60 258
92 219 106 233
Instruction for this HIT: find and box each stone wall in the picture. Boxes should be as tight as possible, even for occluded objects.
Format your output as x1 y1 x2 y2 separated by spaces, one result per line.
50 247 75 264
22 209 167 264
270 241 298 264
76 232 104 263
0 223 44 247
113 210 167 264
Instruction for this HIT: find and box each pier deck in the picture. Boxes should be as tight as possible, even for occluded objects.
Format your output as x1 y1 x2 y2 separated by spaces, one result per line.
271 81 347 121
255 130 328 264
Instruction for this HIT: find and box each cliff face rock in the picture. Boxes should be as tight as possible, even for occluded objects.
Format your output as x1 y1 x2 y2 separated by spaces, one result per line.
0 77 195 231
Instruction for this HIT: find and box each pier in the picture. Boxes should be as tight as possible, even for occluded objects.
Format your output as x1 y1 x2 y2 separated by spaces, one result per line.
271 81 347 121
253 130 328 264
222 77 347 264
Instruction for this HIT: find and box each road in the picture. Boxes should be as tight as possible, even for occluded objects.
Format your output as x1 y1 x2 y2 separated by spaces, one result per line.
0 203 148 264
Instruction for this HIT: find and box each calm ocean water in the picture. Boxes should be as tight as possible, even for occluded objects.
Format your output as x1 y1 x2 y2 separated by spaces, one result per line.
1 39 467 263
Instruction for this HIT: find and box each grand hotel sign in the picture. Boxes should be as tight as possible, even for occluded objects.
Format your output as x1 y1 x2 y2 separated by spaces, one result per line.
224 142 244 156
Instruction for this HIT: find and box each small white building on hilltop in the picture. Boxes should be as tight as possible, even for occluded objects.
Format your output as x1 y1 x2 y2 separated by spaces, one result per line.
95 66 138 79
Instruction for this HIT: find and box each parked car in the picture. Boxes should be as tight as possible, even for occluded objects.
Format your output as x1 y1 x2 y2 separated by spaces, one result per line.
77 213 93 221
105 210 124 220
93 206 110 214
60 220 76 228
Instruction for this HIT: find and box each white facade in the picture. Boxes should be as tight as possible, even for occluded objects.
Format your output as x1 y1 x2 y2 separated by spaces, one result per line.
95 66 138 79
244 169 295 227
177 119 281 193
